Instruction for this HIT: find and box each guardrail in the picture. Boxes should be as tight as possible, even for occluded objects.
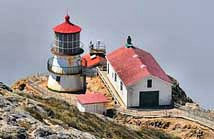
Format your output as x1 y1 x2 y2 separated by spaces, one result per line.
174 103 214 129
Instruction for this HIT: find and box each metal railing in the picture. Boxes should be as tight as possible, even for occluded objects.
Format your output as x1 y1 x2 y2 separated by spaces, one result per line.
89 41 106 54
174 103 214 129
47 58 82 75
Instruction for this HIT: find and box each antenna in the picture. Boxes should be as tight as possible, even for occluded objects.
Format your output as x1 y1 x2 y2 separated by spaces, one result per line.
66 8 69 16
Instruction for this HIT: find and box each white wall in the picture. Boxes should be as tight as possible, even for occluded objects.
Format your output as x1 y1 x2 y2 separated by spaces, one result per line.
47 73 84 92
51 55 81 74
48 54 86 92
106 60 128 106
127 75 172 107
77 101 106 114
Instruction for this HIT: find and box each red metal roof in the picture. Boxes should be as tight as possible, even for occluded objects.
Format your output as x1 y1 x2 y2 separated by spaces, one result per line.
53 15 81 33
106 46 172 86
77 93 108 105
82 53 106 68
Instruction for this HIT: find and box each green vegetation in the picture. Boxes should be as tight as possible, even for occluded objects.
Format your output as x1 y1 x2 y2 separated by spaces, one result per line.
18 92 180 139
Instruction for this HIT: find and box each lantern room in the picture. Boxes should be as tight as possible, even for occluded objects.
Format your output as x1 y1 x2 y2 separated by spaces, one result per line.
51 15 84 56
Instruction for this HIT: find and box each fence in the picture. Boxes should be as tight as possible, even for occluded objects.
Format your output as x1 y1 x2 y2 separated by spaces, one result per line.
174 103 214 129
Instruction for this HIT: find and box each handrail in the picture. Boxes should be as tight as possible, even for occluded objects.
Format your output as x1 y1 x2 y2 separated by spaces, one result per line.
47 58 82 75
97 67 125 107
175 103 214 122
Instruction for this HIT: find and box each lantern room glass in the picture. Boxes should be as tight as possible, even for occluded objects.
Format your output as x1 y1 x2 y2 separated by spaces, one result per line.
54 33 80 54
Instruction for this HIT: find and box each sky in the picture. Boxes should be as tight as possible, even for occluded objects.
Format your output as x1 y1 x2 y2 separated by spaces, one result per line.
0 0 213 109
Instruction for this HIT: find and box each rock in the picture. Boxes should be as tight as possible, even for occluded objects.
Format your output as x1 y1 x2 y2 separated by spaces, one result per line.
0 126 27 139
19 84 26 91
33 127 54 138
0 82 13 92
0 96 14 111
146 120 170 129
168 75 194 105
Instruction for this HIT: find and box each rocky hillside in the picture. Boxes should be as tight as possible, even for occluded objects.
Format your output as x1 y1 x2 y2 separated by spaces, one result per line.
0 82 179 139
168 76 194 105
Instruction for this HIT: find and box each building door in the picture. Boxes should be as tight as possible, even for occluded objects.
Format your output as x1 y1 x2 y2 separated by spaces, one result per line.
140 91 159 108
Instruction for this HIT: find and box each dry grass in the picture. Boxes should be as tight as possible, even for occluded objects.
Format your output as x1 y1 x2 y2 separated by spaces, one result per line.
18 92 179 139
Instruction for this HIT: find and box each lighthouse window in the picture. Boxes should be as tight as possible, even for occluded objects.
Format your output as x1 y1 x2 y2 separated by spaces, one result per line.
72 34 75 47
56 76 61 82
59 34 62 41
77 34 80 46
68 34 72 41
55 34 59 46
64 35 67 48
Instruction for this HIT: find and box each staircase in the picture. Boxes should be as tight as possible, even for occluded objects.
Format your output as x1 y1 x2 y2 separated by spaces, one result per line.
97 68 126 108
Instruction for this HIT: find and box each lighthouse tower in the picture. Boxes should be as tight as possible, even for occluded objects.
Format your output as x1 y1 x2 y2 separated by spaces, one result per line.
47 14 86 93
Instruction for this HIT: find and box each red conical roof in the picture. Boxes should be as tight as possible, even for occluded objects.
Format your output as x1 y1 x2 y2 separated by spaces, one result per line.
53 15 81 34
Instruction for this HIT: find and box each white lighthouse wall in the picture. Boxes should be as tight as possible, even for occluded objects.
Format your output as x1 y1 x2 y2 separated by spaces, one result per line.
51 55 81 74
47 73 85 92
127 75 172 107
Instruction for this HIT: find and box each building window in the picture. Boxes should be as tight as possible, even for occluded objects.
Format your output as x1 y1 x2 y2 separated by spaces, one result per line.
56 76 61 82
114 73 117 82
147 79 152 88
107 63 109 74
120 81 123 91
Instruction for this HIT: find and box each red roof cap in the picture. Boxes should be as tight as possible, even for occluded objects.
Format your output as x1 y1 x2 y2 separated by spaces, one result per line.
77 93 108 105
106 46 172 86
53 15 81 34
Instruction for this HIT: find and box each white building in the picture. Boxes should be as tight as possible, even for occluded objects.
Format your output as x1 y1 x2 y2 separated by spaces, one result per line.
106 36 172 108
77 93 108 114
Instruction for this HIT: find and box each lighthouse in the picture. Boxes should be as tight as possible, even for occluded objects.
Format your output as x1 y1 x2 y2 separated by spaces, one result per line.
47 14 86 93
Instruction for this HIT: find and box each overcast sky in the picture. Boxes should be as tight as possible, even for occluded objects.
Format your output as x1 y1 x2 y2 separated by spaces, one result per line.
0 0 213 108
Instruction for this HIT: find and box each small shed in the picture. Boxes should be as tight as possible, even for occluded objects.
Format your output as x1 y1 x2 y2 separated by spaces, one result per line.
76 93 108 114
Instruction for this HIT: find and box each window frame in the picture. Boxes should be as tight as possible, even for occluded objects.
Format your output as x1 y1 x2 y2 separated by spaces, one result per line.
114 73 117 82
107 63 109 74
120 81 123 91
147 79 152 88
